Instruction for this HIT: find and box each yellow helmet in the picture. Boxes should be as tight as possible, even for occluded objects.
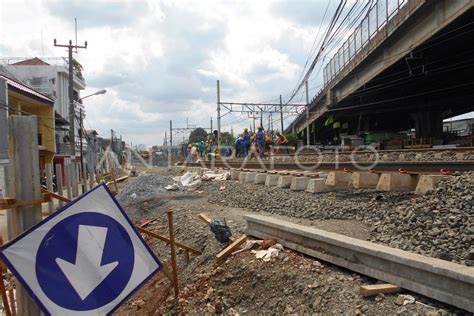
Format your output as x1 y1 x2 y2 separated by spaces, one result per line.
258 126 263 130
188 144 192 148
244 128 248 132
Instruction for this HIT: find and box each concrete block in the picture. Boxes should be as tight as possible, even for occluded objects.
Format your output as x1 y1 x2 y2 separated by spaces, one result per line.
376 173 419 191
325 171 351 188
351 172 380 189
290 177 310 191
415 175 448 195
265 174 280 187
306 178 332 193
254 173 267 184
277 175 293 188
231 170 241 180
245 172 257 183
239 172 249 182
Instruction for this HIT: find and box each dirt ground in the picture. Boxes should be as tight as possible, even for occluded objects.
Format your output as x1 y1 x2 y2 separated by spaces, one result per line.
114 167 467 315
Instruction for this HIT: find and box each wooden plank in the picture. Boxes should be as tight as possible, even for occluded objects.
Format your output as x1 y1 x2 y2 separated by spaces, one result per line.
360 284 401 297
197 213 212 224
41 189 71 203
135 226 201 255
0 198 44 211
216 235 247 262
45 163 54 214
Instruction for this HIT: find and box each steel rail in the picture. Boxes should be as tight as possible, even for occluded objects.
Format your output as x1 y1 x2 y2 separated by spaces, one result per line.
182 161 474 173
245 214 474 312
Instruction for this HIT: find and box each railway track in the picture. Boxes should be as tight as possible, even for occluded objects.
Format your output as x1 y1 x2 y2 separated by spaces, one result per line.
282 146 474 156
182 160 474 173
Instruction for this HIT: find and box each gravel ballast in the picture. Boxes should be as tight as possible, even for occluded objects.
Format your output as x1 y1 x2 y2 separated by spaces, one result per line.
203 172 473 266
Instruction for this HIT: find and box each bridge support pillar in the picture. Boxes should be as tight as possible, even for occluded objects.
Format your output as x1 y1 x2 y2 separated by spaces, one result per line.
411 110 442 140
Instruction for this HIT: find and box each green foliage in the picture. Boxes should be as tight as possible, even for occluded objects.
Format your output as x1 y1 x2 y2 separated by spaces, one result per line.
285 133 299 146
189 128 208 143
220 131 235 144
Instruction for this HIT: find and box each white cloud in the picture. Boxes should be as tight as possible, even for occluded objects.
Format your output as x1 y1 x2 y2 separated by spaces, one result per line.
0 0 331 146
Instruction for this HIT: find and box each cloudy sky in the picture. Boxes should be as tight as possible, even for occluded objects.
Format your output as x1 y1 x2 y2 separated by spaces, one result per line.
0 0 345 146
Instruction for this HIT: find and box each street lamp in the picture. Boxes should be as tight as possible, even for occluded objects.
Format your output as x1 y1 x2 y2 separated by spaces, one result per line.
78 89 106 191
79 89 107 101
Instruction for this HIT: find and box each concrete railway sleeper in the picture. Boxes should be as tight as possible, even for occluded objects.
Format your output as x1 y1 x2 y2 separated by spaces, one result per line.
183 161 474 173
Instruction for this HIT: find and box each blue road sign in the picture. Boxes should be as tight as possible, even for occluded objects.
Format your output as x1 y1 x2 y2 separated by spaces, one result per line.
0 184 162 315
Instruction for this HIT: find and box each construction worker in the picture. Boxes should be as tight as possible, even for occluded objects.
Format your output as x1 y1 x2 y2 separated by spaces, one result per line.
198 141 205 157
242 128 250 157
275 132 289 154
191 144 198 161
185 144 193 162
234 137 243 157
255 126 266 157
225 138 232 157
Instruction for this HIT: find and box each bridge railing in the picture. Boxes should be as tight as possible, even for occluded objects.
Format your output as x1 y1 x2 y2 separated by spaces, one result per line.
323 0 410 86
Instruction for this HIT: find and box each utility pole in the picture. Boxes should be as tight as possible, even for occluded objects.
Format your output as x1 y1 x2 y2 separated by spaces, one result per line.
260 109 263 127
305 80 310 146
79 108 84 192
169 120 173 147
216 80 221 147
280 94 284 133
210 117 213 132
110 129 114 153
54 39 87 158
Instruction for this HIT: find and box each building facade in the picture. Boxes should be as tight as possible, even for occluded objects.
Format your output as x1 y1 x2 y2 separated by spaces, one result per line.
3 57 86 164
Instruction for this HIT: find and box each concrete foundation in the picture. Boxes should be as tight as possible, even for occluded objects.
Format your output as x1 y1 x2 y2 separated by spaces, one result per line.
265 175 280 187
351 172 380 189
415 175 448 195
290 177 310 191
325 171 351 188
254 173 267 184
239 172 249 182
376 173 419 191
277 175 293 188
245 172 257 183
306 178 332 193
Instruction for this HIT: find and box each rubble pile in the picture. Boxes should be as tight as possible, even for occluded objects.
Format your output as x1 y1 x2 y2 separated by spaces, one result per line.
117 173 178 201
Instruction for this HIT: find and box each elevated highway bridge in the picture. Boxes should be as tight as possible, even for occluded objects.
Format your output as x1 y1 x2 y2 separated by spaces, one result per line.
287 0 474 145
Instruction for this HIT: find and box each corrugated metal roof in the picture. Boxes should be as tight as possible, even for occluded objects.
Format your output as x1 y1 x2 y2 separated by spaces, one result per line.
0 74 54 104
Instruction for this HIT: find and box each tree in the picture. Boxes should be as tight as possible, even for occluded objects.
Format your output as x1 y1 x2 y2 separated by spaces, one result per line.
220 132 234 144
189 128 208 143
285 133 299 147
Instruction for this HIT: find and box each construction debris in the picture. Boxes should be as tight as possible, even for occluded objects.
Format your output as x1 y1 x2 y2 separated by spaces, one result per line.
360 284 401 297
216 235 247 262
396 294 416 306
251 243 284 261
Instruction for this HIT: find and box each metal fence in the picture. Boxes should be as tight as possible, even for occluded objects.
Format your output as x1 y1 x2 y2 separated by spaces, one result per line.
323 0 409 86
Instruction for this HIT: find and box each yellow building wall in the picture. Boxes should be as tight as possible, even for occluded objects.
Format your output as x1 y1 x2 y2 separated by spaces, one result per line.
7 92 55 171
